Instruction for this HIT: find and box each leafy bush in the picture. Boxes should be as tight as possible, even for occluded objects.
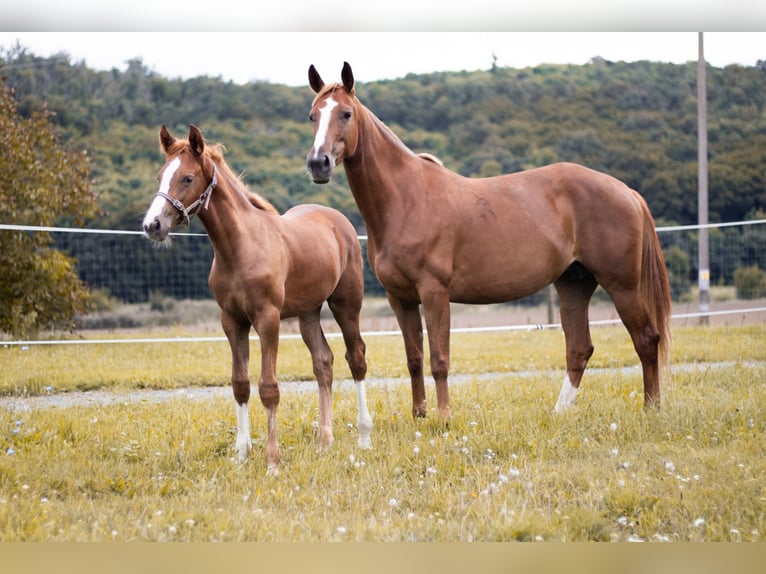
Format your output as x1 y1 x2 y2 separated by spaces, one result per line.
734 266 766 299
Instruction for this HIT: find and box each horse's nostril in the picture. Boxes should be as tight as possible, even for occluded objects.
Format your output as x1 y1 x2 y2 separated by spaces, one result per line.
308 154 330 173
144 219 160 236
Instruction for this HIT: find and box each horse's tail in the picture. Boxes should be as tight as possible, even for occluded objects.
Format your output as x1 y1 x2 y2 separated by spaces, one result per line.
639 196 672 374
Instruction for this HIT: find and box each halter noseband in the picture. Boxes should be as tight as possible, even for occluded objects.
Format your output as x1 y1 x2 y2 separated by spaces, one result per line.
155 162 219 226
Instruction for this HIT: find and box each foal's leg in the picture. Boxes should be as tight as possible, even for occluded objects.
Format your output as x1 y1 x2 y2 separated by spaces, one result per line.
420 288 452 420
327 298 372 449
298 308 335 449
254 306 282 474
553 270 598 413
387 295 427 418
221 312 253 461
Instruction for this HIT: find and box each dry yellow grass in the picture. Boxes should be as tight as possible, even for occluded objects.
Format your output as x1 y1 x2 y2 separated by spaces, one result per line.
0 324 764 541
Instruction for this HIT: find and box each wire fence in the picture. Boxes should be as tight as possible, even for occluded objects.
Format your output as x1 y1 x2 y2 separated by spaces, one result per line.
1 219 765 347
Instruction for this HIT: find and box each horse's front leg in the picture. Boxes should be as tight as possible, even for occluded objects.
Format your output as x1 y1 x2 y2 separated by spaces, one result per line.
387 294 427 418
421 287 452 420
255 306 282 475
221 313 253 462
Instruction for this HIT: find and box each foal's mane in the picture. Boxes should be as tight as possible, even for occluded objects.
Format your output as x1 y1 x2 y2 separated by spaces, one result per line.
168 138 278 214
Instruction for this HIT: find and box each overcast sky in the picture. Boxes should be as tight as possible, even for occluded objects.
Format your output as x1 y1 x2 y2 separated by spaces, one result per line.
1 31 764 87
2 1 765 86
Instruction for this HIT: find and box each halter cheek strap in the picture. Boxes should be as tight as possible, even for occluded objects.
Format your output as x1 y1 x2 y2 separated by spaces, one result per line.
155 163 219 226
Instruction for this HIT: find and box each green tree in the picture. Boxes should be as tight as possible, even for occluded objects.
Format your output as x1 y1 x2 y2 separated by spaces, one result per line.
0 79 98 337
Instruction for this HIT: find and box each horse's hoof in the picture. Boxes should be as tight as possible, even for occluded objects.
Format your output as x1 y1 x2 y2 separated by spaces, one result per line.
357 436 372 450
236 439 252 462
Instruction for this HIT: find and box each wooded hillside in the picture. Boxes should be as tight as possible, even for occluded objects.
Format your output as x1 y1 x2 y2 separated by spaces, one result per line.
2 46 764 302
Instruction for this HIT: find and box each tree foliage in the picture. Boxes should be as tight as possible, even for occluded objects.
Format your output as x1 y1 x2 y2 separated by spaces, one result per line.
0 77 98 336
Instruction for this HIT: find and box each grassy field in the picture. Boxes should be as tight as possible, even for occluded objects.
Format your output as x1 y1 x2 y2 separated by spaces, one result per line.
0 324 764 541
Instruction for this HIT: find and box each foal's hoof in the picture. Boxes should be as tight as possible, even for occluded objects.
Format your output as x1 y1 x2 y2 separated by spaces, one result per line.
316 424 334 451
266 463 280 477
236 440 252 463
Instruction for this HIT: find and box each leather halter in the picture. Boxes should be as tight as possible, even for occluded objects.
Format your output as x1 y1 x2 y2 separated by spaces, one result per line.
155 162 219 226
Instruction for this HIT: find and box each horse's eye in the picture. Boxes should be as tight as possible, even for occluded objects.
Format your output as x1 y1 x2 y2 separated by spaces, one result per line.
342 111 352 120
308 113 316 122
182 175 194 184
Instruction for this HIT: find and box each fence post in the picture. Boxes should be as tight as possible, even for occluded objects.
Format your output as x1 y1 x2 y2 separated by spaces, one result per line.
697 32 710 325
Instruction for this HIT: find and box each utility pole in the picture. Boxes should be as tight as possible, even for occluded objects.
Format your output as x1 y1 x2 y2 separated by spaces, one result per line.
697 32 710 324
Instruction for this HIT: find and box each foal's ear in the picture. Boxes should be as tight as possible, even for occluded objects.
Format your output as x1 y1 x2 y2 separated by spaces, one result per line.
159 124 176 154
188 124 205 158
341 61 354 94
308 65 324 93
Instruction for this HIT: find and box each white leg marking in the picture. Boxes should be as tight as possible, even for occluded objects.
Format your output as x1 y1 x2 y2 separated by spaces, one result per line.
554 374 579 413
235 402 252 461
356 380 373 449
311 97 338 155
143 156 181 226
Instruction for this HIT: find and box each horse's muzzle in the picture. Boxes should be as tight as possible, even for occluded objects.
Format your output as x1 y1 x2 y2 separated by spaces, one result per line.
307 152 334 184
143 217 168 242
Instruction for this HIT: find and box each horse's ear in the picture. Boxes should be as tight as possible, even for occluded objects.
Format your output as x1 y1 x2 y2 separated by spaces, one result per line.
159 124 175 154
308 65 324 93
341 61 354 94
188 124 205 158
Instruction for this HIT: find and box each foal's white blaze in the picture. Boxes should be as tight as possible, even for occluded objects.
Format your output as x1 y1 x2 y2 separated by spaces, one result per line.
311 97 339 156
554 374 579 413
143 156 181 226
235 402 252 461
356 380 373 449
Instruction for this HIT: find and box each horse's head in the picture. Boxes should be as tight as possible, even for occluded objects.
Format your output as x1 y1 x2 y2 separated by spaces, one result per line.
142 124 218 242
306 61 358 184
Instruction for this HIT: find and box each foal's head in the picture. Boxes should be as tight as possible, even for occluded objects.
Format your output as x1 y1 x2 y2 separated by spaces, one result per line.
143 124 218 242
306 61 359 184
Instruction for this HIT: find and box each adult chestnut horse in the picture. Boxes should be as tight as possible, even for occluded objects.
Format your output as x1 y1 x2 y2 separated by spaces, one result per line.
143 124 372 474
306 62 671 420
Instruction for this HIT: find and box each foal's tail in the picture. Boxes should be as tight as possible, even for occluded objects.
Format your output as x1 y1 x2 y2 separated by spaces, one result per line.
639 197 672 373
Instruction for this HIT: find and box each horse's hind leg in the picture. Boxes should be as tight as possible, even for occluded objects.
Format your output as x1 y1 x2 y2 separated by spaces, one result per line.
608 288 661 407
298 308 336 449
254 305 282 474
553 264 598 412
328 291 373 449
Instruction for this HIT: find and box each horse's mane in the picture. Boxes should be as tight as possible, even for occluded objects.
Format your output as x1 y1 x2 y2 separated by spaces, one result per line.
418 153 444 166
168 138 278 214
